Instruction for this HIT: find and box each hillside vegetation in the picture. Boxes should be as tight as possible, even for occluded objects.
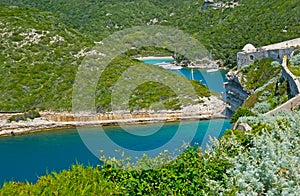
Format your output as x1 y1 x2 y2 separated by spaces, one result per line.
235 58 289 114
1 1 300 195
0 6 91 111
0 6 210 112
1 0 300 66
1 0 300 111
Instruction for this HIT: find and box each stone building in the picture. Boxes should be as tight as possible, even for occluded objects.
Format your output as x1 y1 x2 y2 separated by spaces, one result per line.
237 38 300 69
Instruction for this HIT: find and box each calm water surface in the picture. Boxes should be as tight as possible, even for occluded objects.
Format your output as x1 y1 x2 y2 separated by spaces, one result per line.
0 58 230 185
0 120 231 185
140 58 228 93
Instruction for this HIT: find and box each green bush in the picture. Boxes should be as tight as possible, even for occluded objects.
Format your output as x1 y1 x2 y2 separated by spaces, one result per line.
230 107 256 124
0 165 119 195
25 110 41 119
252 101 271 114
211 111 300 195
290 53 300 66
100 145 231 195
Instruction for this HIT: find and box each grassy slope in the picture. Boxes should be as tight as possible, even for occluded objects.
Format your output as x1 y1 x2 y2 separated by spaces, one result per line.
0 165 119 195
0 6 210 112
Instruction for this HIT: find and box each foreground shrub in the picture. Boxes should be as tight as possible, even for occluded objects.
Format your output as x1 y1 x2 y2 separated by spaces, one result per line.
210 111 300 195
0 165 118 196
101 145 232 195
252 101 271 114
290 53 300 66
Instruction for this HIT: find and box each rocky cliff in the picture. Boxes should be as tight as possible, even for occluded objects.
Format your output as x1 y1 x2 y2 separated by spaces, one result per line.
224 71 250 116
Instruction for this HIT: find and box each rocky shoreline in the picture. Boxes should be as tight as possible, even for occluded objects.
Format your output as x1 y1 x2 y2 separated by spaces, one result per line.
0 97 227 137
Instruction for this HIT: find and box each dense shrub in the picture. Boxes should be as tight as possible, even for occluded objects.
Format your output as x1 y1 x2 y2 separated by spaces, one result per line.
2 0 300 67
230 107 256 123
0 165 118 195
252 101 271 114
210 111 300 195
271 61 281 67
100 145 232 195
290 53 300 66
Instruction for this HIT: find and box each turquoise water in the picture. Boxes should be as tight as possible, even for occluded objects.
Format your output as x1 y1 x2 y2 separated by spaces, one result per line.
140 58 174 65
0 120 231 185
0 58 230 186
140 58 228 94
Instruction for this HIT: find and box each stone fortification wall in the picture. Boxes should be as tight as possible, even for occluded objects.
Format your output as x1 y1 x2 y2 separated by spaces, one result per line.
265 56 300 115
237 38 300 69
282 63 300 97
237 48 295 70
265 94 300 116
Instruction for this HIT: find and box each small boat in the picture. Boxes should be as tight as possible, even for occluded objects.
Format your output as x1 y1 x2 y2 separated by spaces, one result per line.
156 62 182 70
206 68 219 73
169 66 182 70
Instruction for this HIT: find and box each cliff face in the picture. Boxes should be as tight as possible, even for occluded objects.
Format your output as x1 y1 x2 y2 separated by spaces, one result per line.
224 72 250 116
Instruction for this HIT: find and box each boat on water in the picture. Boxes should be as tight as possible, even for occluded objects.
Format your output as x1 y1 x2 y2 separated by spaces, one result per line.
206 68 219 73
155 62 182 70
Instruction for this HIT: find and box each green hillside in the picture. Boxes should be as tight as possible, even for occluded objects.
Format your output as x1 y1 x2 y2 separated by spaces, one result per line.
0 6 209 112
1 0 300 66
0 6 93 111
1 1 300 195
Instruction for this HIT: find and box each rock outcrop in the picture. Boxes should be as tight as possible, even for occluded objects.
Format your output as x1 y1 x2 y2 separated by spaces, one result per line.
224 71 250 116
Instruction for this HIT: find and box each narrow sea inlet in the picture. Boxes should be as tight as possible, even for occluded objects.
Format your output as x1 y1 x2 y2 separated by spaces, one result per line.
0 120 231 185
0 57 230 185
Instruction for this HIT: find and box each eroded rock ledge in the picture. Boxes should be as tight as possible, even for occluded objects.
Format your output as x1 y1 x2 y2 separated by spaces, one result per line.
0 96 227 137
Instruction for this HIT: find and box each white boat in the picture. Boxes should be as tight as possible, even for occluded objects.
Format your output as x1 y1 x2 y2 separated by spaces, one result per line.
169 66 182 70
206 68 219 72
156 62 182 70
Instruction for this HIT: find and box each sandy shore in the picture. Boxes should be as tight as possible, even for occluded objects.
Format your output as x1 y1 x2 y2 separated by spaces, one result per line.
135 56 174 60
0 97 227 137
135 56 229 71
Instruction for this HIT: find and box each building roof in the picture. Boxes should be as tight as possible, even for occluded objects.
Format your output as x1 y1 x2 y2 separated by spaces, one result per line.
242 43 256 52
